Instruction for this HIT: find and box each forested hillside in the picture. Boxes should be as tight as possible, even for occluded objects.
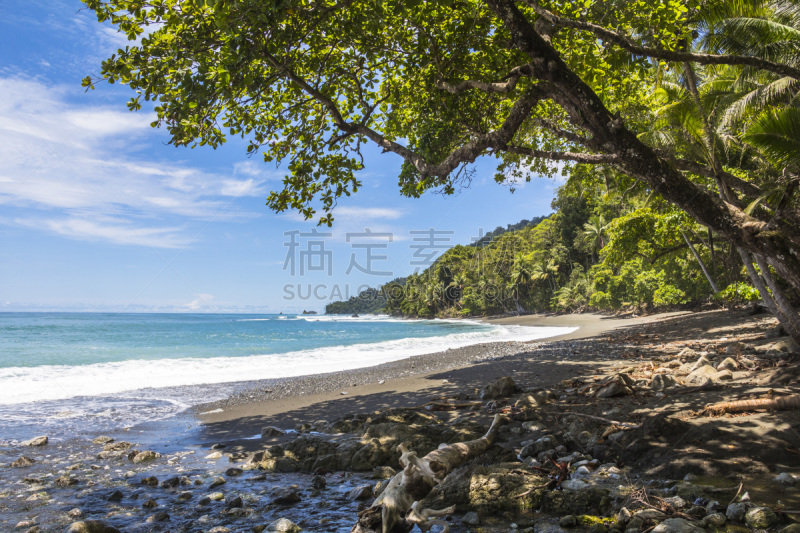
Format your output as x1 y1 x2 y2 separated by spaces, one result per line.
328 170 765 317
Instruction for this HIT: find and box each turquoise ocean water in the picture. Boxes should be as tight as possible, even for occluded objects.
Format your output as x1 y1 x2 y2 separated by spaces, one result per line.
0 312 574 441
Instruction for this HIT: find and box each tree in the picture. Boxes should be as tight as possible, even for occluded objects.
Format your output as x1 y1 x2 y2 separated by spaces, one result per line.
83 0 800 337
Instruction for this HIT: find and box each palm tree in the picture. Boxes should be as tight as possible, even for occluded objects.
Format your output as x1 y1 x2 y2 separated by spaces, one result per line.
582 215 609 262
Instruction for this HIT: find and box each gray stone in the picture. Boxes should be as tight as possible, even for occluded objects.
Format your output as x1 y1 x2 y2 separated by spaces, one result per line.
651 518 705 533
21 436 48 447
371 466 396 479
132 450 161 464
160 476 179 488
103 441 131 452
616 508 632 526
651 374 677 391
779 525 800 533
480 376 517 400
726 502 750 523
54 475 78 487
208 492 225 501
209 476 226 488
92 436 114 445
272 489 301 505
702 513 726 527
141 476 158 486
225 467 243 476
348 484 374 501
142 498 157 508
717 357 739 371
745 507 779 529
689 356 712 371
225 495 243 509
521 435 560 458
560 515 578 528
266 518 301 532
145 511 169 523
107 490 123 502
10 456 35 468
775 472 799 485
634 509 666 521
596 382 633 398
262 426 286 437
311 475 327 490
462 512 481 526
686 364 717 384
67 521 121 533
176 491 192 502
712 370 733 381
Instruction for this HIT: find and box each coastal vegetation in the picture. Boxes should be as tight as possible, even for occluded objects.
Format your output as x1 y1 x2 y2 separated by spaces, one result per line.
82 0 800 336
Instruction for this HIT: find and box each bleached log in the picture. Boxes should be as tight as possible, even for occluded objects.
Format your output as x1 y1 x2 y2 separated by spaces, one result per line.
351 414 507 533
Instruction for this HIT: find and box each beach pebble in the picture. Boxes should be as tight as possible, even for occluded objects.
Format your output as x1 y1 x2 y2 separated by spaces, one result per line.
745 507 779 529
67 520 121 533
54 475 78 487
210 443 226 449
371 466 396 479
462 511 481 526
716 357 739 371
311 475 327 490
378 380 385 384
142 498 158 508
208 492 225 501
103 441 131 452
726 502 750 522
651 518 705 533
596 381 633 398
67 509 83 518
21 436 48 447
225 467 243 476
209 476 226 488
225 495 243 509
559 515 578 528
262 426 285 437
703 513 727 527
106 490 123 502
92 436 114 445
272 488 301 505
10 457 35 468
480 376 517 400
177 491 192 502
132 450 161 464
206 451 224 460
141 476 158 486
775 472 800 485
651 374 677 391
146 510 169 523
348 484 373 501
160 476 180 488
267 518 301 532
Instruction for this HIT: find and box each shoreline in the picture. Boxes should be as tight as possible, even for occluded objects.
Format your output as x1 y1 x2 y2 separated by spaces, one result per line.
194 311 684 447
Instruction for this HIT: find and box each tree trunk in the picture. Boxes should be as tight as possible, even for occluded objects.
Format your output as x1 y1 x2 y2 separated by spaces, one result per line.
681 230 719 293
754 254 800 343
484 0 800 292
352 414 507 533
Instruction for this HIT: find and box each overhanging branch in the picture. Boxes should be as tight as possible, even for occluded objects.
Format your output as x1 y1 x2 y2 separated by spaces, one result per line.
520 0 800 80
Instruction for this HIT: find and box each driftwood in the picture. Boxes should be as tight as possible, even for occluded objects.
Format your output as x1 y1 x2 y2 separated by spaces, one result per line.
352 414 507 533
701 394 800 416
542 411 642 429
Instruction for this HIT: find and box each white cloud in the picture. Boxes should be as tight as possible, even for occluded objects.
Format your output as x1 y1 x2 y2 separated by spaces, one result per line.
0 76 266 247
185 294 215 310
221 178 264 197
335 207 404 220
14 216 191 249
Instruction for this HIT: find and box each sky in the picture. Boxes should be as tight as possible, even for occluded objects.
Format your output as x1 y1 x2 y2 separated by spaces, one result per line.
0 0 562 313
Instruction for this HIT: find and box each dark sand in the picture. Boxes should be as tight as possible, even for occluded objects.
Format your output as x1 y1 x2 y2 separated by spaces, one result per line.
196 312 687 451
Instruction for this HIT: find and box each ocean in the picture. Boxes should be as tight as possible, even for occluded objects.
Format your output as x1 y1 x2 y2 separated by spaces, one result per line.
0 312 575 442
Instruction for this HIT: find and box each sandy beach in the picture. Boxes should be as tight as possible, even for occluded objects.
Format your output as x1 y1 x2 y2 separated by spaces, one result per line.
196 312 687 448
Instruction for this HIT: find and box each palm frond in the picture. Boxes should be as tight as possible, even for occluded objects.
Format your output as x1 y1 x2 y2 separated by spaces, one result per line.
743 107 800 166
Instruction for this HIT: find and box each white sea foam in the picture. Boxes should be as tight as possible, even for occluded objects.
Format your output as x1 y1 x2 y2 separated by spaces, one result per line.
0 323 575 405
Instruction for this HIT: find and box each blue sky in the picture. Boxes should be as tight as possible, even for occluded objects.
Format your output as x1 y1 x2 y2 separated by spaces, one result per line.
0 0 562 313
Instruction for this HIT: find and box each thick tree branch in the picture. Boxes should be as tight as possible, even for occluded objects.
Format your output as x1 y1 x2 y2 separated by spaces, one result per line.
667 157 763 198
519 0 800 80
506 145 617 164
436 63 534 93
486 0 800 290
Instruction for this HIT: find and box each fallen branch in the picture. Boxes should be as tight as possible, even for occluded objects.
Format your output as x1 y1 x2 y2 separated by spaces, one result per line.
542 411 642 429
352 414 507 533
700 394 800 416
